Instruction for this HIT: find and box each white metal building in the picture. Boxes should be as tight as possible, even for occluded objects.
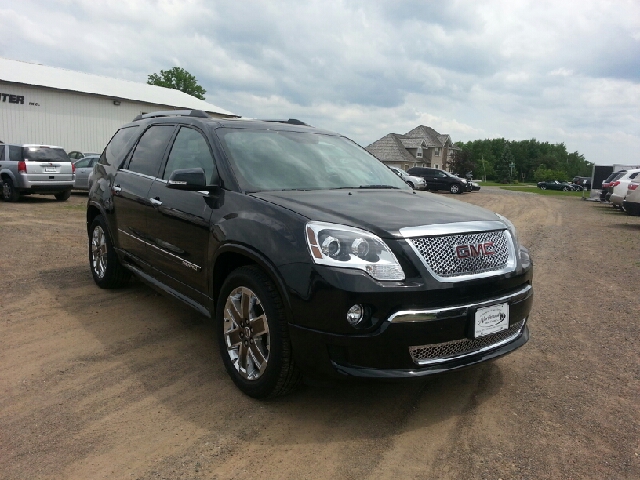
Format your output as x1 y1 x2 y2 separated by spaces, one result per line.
0 57 236 153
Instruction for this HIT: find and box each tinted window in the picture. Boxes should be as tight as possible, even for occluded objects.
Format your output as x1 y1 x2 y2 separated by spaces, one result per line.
163 127 215 182
128 125 175 177
0 146 4 161
9 146 22 162
75 158 91 168
103 125 140 168
629 172 640 180
23 147 69 162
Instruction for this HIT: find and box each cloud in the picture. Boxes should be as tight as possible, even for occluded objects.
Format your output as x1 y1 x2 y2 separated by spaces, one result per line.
0 0 639 164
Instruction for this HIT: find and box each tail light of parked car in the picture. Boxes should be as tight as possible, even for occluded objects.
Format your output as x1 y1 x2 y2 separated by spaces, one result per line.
72 162 76 173
628 183 639 191
611 181 621 187
18 161 27 173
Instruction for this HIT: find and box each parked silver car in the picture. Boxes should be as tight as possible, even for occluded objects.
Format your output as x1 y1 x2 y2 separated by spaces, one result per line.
0 143 75 201
73 155 99 191
389 166 427 190
610 169 640 209
623 180 640 215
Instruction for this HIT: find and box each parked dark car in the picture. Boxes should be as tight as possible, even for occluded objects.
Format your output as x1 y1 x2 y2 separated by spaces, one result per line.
536 180 575 191
87 110 533 398
406 167 469 194
571 176 591 191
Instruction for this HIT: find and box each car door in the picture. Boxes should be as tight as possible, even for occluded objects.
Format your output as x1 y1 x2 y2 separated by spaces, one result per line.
432 170 449 190
73 157 93 188
145 126 218 298
112 124 176 264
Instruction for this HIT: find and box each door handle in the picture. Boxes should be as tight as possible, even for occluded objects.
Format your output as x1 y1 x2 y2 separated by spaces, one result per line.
149 197 163 206
112 184 122 193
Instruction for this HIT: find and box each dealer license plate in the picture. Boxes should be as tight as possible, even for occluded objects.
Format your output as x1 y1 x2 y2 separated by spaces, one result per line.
474 303 509 338
44 167 56 172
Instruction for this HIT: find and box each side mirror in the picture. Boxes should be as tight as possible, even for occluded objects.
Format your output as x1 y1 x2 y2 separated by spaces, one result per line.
167 168 210 191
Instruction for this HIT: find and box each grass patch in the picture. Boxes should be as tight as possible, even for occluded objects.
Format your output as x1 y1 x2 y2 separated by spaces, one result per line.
479 181 537 187
498 186 583 197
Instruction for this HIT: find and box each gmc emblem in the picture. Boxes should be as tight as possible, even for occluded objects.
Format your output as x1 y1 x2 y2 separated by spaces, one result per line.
455 242 495 259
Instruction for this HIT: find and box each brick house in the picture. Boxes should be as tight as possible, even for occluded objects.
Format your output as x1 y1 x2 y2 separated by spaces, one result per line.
366 125 459 171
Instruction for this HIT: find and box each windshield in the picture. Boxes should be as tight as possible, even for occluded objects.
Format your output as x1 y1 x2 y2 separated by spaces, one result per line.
23 147 69 162
216 129 409 192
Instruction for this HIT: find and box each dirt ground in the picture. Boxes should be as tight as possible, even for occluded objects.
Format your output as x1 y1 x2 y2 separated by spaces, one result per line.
1 189 639 480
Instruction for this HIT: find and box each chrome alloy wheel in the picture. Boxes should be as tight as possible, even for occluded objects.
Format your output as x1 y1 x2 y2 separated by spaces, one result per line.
2 182 11 199
91 225 108 279
223 287 270 380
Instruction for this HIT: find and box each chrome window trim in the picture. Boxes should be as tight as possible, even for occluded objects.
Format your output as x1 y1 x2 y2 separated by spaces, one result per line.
118 169 158 181
388 284 532 323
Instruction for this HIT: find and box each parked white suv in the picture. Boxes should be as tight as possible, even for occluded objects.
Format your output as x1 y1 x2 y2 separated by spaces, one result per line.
610 169 640 210
623 180 640 216
0 143 75 201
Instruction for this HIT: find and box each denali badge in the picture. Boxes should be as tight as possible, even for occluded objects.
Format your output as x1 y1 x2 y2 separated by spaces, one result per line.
455 242 495 259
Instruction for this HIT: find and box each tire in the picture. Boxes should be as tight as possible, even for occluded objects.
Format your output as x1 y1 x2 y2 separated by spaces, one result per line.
54 190 71 201
450 183 461 194
407 182 415 189
89 216 131 289
216 265 301 398
540 185 546 190
2 177 20 202
562 186 569 191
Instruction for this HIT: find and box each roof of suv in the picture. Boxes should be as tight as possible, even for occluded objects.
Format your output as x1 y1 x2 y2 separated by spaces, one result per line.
129 110 336 135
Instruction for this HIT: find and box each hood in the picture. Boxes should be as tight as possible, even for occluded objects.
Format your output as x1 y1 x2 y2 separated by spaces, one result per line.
251 189 501 238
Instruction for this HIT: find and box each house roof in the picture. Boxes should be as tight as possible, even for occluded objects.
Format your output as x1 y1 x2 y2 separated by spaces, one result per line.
404 125 446 147
0 57 235 116
399 138 427 149
366 133 417 164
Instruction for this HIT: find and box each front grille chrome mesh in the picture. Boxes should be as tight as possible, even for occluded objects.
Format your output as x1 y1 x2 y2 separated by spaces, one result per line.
408 230 511 278
409 319 525 364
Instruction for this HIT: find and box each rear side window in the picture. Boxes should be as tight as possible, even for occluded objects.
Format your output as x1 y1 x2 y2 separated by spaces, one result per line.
163 127 215 183
0 146 4 161
74 157 92 168
103 125 140 168
9 146 22 162
128 125 175 177
629 172 640 180
23 147 69 162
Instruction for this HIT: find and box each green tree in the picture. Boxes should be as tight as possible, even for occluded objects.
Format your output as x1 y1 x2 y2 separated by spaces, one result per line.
147 67 207 100
495 144 515 183
448 149 476 178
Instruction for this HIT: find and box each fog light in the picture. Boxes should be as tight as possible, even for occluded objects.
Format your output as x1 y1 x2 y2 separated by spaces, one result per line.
346 304 364 326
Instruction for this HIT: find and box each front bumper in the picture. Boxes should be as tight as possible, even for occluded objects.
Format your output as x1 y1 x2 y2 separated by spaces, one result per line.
288 283 533 379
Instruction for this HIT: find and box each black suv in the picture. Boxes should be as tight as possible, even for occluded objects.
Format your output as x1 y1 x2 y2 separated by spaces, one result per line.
87 111 533 398
406 167 470 194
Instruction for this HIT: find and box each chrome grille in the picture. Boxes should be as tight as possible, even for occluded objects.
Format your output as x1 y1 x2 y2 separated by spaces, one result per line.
409 319 525 365
408 230 511 278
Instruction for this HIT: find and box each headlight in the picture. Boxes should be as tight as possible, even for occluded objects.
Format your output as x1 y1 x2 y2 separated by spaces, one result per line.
305 221 405 281
495 213 519 247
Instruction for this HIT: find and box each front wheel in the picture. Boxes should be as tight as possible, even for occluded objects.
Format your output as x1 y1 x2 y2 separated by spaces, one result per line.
450 183 461 194
562 186 569 191
89 216 131 288
2 177 20 201
540 185 546 190
407 181 415 189
217 266 301 398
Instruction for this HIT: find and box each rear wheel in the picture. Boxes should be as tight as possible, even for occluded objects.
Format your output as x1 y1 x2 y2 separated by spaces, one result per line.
2 177 20 201
54 190 71 201
89 216 131 288
562 186 569 191
217 266 301 398
450 183 461 194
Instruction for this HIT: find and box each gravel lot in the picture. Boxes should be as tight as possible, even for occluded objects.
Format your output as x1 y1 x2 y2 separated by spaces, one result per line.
1 189 639 479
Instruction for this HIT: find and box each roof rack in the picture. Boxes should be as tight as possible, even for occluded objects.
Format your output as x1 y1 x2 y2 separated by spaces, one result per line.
132 110 210 122
261 118 311 126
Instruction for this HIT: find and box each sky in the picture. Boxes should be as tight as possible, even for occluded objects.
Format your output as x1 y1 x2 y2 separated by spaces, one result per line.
1 0 639 165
